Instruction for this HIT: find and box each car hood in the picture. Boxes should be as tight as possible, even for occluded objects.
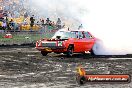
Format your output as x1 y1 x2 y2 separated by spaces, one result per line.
40 38 68 41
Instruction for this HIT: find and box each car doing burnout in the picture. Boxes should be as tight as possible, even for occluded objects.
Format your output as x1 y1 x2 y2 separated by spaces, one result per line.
35 29 97 57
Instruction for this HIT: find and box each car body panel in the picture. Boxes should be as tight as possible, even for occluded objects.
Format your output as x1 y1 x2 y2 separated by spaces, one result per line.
35 29 96 55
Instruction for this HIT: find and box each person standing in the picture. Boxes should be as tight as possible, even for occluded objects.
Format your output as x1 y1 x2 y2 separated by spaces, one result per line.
5 16 9 31
9 19 15 30
41 19 45 26
2 20 7 30
30 15 35 31
45 18 50 25
56 18 62 29
78 24 83 30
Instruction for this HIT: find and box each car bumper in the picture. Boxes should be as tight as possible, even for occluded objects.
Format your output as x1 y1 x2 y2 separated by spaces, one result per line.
35 46 66 52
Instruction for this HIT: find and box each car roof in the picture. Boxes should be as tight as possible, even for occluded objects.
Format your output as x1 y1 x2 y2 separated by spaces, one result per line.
58 28 89 32
71 30 88 32
71 28 88 31
6 34 12 35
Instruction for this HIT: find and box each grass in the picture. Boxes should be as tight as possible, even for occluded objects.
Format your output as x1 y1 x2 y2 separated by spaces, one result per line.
0 32 54 44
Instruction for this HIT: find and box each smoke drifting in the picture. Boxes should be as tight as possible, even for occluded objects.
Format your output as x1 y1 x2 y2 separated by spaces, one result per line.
30 0 132 55
82 0 132 55
30 0 86 28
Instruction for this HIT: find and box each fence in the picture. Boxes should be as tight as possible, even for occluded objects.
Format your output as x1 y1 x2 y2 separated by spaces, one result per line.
0 28 57 46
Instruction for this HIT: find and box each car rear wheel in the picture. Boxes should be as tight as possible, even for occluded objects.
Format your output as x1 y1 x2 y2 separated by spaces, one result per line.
90 40 104 55
67 45 73 57
41 51 48 56
90 49 95 56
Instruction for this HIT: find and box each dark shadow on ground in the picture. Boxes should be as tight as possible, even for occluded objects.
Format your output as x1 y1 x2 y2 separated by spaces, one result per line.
53 53 132 59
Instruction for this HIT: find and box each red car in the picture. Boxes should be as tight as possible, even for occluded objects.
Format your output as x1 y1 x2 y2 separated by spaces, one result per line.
4 33 13 38
35 29 97 56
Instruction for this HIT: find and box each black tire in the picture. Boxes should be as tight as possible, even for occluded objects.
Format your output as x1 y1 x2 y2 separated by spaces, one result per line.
90 40 103 56
90 49 95 56
55 52 61 54
41 51 48 56
67 45 73 57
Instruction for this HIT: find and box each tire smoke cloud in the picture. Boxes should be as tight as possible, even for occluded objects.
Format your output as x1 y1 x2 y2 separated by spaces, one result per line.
30 0 132 55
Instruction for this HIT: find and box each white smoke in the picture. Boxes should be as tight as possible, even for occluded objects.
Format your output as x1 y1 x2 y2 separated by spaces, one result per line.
30 0 86 28
30 0 132 55
81 0 132 55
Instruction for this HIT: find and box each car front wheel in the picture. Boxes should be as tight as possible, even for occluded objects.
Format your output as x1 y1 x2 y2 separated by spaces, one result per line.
67 45 73 57
41 51 48 56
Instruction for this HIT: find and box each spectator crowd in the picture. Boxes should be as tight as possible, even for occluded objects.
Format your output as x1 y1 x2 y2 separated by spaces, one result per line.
0 0 82 32
0 0 64 31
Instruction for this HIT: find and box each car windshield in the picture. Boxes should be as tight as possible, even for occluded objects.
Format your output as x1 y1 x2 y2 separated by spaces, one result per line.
52 31 77 39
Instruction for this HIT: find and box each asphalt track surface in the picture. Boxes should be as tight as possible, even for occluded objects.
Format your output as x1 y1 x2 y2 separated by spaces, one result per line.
0 48 132 88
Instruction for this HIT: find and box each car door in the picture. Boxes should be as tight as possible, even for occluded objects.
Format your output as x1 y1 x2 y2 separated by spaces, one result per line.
74 31 86 52
83 32 95 51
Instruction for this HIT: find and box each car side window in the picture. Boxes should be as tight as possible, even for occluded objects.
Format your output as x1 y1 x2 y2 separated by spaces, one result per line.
78 31 84 38
84 32 90 38
74 32 79 38
70 32 77 38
